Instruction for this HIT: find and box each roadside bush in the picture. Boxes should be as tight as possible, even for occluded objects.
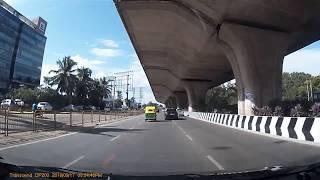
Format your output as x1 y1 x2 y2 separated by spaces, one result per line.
290 104 305 117
273 106 284 117
253 106 272 116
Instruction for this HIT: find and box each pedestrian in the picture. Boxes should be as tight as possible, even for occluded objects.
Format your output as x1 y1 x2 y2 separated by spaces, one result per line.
32 102 37 112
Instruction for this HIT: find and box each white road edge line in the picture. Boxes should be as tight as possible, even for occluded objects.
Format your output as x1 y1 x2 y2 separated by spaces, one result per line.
207 155 225 170
110 135 121 142
62 156 85 169
0 132 78 151
97 115 141 128
185 134 193 141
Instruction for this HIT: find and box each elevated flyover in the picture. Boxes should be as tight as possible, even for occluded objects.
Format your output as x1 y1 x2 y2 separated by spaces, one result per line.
114 0 320 115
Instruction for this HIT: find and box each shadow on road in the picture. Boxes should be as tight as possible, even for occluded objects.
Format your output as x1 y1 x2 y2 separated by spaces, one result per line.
63 126 148 137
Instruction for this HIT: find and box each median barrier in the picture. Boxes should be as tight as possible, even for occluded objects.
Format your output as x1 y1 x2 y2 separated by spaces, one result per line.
185 112 320 143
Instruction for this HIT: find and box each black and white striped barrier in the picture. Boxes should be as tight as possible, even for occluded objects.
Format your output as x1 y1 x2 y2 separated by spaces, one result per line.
185 112 320 143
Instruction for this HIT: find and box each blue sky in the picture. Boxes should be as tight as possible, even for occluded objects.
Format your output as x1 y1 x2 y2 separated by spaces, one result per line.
5 0 157 103
4 0 320 103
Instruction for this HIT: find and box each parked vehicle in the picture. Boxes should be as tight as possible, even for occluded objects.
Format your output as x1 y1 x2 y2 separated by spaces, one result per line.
62 104 78 111
176 108 184 117
37 102 53 111
1 99 18 109
165 108 178 120
14 99 24 107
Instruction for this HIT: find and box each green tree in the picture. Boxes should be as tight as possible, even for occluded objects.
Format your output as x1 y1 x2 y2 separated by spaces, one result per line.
282 72 314 100
99 77 112 99
75 67 92 103
47 56 78 103
87 78 112 109
205 83 237 113
6 87 37 105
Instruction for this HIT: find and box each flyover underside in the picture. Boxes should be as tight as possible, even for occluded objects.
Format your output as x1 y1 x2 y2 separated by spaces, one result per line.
115 0 320 115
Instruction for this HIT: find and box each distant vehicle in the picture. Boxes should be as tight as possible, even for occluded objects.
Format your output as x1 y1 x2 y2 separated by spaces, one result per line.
1 99 18 109
165 108 178 120
83 106 96 111
176 108 184 117
104 107 111 112
14 99 24 107
62 104 78 111
37 102 53 111
144 106 157 121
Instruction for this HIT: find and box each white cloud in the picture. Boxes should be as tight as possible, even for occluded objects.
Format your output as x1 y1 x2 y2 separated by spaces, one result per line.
284 48 320 76
101 39 119 48
40 63 57 84
90 48 123 57
71 55 104 68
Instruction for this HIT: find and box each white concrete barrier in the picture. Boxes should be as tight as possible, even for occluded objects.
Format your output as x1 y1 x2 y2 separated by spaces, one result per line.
185 112 320 143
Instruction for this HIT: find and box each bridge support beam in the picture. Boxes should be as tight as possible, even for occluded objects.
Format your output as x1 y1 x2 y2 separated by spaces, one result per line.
219 23 289 115
174 91 188 110
165 96 177 108
183 81 209 112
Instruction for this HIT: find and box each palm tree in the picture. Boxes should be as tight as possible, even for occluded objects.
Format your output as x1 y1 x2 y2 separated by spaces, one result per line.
47 56 78 103
99 77 112 99
76 67 92 100
87 77 112 109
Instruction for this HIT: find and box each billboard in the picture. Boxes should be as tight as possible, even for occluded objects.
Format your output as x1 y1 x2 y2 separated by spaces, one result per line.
33 17 47 35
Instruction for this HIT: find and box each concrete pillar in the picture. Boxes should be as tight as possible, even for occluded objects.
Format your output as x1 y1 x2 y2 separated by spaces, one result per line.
165 96 177 108
173 91 188 109
218 23 289 115
183 81 209 112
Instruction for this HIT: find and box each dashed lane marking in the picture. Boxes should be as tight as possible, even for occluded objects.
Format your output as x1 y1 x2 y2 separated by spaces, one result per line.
207 155 225 170
62 155 85 169
110 135 121 142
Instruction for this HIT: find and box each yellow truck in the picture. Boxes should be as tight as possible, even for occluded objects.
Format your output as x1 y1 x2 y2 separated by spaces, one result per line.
144 106 157 121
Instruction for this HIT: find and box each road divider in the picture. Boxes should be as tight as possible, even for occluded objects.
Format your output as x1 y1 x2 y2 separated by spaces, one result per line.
185 112 320 143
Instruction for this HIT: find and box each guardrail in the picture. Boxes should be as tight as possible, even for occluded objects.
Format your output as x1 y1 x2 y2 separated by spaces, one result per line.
185 111 320 143
0 110 143 136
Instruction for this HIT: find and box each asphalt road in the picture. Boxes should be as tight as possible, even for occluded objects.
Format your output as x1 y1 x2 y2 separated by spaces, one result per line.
1 112 320 175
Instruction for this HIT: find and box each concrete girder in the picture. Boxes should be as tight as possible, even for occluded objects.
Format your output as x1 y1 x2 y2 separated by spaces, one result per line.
218 23 289 115
115 0 320 111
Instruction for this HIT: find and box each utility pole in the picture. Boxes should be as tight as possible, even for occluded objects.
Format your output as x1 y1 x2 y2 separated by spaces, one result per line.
126 74 129 106
310 79 313 101
307 82 310 101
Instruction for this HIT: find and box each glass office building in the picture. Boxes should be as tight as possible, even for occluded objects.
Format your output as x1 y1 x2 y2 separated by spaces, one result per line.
0 1 47 93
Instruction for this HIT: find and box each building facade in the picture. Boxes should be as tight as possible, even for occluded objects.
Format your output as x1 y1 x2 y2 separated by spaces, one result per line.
0 1 47 93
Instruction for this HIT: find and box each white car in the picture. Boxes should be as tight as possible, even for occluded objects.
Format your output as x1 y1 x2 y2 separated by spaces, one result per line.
37 102 53 111
15 99 24 107
176 108 184 117
1 99 18 109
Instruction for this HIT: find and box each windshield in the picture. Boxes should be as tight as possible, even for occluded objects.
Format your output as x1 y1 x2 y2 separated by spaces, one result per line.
0 0 320 178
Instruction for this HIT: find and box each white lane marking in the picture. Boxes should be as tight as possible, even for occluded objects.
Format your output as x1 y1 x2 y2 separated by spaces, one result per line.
185 134 193 141
97 115 142 128
207 155 225 170
62 156 84 169
0 132 78 151
110 135 121 142
175 122 193 142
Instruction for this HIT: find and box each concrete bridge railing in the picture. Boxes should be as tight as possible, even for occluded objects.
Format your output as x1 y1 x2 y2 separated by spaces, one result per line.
185 112 320 143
